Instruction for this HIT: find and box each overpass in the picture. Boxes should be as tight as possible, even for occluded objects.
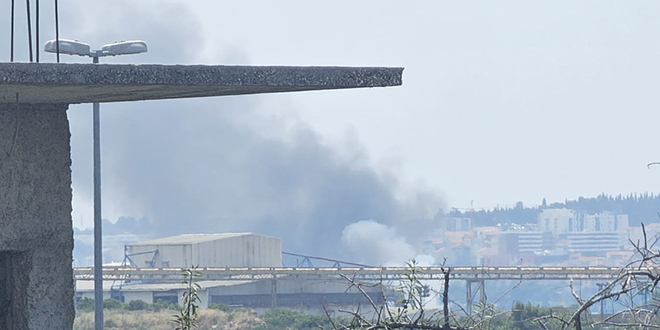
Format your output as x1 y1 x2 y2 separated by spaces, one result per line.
73 265 644 282
74 266 654 314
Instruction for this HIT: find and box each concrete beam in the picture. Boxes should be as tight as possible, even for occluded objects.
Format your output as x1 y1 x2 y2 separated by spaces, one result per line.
0 63 403 104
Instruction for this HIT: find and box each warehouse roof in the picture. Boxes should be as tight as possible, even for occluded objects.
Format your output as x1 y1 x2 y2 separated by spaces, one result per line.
129 233 279 246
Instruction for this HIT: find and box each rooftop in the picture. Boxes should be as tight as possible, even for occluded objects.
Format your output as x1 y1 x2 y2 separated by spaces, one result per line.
129 233 277 246
0 63 403 104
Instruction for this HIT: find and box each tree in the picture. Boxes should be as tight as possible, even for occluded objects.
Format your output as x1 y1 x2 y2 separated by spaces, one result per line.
327 259 466 330
531 223 660 330
173 266 202 330
330 224 660 330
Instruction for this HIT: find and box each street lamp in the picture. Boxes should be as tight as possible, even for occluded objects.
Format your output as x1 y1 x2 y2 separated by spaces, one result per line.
45 38 147 330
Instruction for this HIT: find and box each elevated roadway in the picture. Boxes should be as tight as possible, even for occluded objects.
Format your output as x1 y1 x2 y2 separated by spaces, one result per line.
73 266 652 282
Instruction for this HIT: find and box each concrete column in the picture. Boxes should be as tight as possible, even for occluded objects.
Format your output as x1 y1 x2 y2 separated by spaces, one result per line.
0 103 74 330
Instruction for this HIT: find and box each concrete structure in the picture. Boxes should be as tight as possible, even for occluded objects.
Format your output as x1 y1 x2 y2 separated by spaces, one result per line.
76 278 386 311
0 63 402 104
566 232 626 254
125 233 282 268
580 212 628 232
445 217 472 231
0 62 402 330
0 103 74 330
498 231 553 254
538 209 629 234
538 208 577 233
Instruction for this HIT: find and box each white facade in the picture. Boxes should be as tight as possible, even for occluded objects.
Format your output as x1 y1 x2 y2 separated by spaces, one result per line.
566 232 626 252
581 212 628 232
446 217 472 231
538 209 628 234
126 233 282 268
538 209 576 233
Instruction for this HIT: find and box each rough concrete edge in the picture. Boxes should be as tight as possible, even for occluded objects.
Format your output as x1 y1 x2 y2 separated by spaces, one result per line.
0 63 403 87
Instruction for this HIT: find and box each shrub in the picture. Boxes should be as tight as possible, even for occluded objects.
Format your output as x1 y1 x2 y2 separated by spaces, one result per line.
127 299 150 311
76 297 94 312
103 298 126 310
208 303 232 312
152 299 179 312
254 308 334 330
104 318 118 328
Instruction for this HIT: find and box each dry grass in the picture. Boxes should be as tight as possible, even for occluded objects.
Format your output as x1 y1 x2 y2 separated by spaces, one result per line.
74 308 263 330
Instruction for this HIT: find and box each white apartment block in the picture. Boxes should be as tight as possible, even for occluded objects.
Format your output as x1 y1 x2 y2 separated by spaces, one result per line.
538 209 628 234
538 208 576 233
566 232 626 252
581 212 628 232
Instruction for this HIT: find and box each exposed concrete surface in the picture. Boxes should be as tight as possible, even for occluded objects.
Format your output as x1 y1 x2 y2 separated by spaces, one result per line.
0 63 403 104
0 103 74 330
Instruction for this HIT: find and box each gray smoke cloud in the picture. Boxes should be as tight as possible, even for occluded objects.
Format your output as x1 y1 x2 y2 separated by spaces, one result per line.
342 220 435 266
99 99 443 260
2 0 444 263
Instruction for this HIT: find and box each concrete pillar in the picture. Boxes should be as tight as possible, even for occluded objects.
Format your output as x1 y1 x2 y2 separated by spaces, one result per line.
0 103 74 330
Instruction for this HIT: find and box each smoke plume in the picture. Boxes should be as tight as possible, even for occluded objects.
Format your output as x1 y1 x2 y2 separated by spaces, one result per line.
3 0 444 263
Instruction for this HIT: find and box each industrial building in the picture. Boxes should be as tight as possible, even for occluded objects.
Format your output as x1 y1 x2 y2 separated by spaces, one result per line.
124 233 282 268
78 233 386 310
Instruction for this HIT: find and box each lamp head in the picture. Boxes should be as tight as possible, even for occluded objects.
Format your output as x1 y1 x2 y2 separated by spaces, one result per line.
44 39 92 56
101 40 148 56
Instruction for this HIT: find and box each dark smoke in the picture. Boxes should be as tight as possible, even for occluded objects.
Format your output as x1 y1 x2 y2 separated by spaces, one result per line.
100 98 442 262
4 0 444 264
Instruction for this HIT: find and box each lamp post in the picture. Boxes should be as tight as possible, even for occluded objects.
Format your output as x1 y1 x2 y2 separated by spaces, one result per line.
44 39 147 330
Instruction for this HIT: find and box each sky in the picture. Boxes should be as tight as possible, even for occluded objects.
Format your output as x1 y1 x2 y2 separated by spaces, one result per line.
4 1 660 263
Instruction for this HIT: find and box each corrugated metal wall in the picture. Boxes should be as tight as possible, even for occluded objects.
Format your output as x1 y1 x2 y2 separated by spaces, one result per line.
127 234 282 268
127 244 193 268
195 234 281 267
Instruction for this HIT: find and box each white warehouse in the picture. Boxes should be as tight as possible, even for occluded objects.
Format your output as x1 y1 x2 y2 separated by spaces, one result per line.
125 233 282 268
77 233 387 310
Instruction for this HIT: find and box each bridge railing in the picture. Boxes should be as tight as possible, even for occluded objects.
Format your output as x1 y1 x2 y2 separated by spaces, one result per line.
73 266 652 282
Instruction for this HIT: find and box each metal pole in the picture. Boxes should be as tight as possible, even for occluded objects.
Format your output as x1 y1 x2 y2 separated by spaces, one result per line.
54 0 59 62
92 55 104 330
25 0 33 62
35 0 39 62
10 0 15 61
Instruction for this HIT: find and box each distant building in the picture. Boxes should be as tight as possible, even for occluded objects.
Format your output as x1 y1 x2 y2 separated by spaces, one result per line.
125 233 282 268
538 208 577 233
538 209 628 234
498 231 554 254
445 217 472 231
566 232 626 254
78 233 386 310
580 212 628 232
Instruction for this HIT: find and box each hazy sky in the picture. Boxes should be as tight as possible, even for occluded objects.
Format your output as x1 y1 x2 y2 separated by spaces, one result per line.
4 1 660 260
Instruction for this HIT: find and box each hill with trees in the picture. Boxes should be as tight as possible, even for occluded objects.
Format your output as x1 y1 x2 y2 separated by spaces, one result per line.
448 193 660 227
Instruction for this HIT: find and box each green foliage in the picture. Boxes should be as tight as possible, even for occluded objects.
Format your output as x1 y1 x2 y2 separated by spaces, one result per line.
103 298 126 310
208 303 232 312
449 192 660 227
254 308 336 330
75 297 95 312
173 266 202 330
127 299 150 311
509 301 571 330
104 318 118 329
152 299 179 312
395 259 424 313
